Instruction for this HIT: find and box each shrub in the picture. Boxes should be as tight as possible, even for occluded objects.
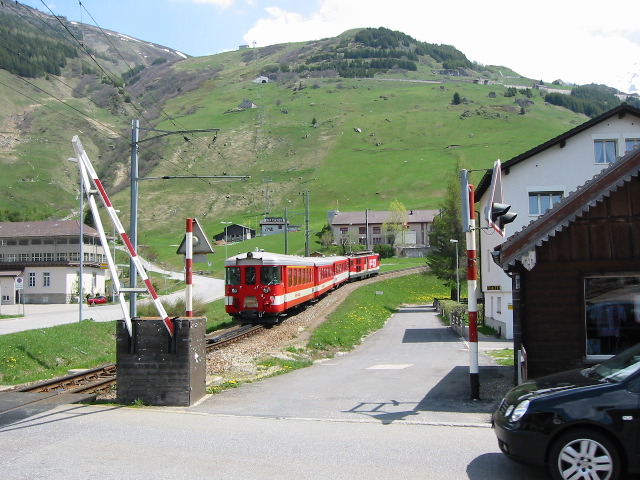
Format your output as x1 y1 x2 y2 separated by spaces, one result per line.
373 243 394 258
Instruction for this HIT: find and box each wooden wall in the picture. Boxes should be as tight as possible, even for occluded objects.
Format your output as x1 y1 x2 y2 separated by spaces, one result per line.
519 175 640 377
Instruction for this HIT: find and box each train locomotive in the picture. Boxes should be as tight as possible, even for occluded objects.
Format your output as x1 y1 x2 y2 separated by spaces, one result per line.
224 250 380 322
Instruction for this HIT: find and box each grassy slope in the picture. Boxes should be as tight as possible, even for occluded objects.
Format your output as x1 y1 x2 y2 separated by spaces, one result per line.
123 49 584 270
1 39 586 271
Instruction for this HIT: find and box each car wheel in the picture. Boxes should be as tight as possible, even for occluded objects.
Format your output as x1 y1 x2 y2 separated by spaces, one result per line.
549 429 621 480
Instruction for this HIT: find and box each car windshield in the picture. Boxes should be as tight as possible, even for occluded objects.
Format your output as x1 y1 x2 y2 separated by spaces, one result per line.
592 343 640 383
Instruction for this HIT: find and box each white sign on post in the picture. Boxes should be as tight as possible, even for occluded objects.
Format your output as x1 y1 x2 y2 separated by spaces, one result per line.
14 277 24 290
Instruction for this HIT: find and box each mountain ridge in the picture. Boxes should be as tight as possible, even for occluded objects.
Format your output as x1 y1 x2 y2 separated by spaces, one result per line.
0 4 624 259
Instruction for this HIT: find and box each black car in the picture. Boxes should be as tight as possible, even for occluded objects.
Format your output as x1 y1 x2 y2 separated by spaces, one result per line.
493 343 640 480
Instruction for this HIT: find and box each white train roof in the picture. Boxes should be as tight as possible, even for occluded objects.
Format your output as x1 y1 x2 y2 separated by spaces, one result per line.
224 251 348 267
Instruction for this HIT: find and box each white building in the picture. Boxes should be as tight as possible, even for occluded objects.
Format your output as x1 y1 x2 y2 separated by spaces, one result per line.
0 220 108 304
476 104 640 339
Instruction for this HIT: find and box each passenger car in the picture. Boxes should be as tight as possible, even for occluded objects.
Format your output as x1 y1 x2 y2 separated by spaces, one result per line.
493 343 640 480
87 295 107 305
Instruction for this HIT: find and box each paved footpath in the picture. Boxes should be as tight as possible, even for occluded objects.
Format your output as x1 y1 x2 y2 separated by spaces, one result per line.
0 305 548 480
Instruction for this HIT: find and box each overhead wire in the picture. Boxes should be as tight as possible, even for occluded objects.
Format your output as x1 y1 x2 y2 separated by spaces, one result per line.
3 1 228 185
66 1 223 183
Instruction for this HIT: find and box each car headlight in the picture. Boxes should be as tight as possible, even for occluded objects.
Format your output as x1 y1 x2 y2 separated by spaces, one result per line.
231 287 238 294
510 399 530 422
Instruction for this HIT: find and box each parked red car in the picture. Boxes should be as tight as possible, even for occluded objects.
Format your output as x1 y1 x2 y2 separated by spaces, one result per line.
87 295 107 306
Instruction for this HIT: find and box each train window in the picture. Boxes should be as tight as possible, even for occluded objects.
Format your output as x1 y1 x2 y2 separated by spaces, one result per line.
261 266 281 285
246 267 256 285
226 267 240 285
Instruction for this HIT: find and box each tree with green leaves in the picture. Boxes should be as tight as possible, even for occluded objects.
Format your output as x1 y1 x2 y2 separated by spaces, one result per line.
426 164 465 300
315 224 334 248
382 199 408 246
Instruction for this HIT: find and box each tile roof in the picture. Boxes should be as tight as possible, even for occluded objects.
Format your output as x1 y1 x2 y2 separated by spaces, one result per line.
0 220 100 238
332 209 439 225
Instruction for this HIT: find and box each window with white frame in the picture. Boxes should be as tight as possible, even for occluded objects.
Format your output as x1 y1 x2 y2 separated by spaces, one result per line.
33 253 42 262
7 253 16 262
44 253 54 261
28 272 36 287
340 227 348 234
594 140 617 164
529 191 563 216
625 139 640 154
19 253 29 262
43 272 51 287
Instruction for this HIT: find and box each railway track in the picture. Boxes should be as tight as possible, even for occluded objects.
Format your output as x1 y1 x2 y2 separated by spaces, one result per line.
14 364 117 395
205 324 265 351
5 265 424 402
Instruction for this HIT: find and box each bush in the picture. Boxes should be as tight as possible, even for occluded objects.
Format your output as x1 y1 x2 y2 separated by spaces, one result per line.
373 243 394 258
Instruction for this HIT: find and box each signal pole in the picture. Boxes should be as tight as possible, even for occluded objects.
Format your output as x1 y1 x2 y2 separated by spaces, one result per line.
460 170 480 400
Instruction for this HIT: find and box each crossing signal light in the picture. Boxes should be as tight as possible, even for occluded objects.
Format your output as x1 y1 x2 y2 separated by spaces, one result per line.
490 202 517 235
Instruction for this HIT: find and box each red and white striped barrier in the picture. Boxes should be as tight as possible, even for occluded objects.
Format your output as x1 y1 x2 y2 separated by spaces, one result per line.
72 136 174 336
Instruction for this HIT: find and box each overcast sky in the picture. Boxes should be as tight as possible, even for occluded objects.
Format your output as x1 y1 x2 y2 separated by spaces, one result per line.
16 0 640 93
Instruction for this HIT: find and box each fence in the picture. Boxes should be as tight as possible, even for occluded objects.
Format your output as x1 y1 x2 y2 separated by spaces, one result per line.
433 297 468 339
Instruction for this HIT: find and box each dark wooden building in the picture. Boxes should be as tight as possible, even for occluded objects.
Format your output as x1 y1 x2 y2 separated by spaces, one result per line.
494 147 640 379
213 224 255 243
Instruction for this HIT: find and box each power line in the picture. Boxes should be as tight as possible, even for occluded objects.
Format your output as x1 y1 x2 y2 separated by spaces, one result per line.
3 1 230 184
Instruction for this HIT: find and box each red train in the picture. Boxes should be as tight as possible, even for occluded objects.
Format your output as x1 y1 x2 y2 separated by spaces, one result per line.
224 250 380 322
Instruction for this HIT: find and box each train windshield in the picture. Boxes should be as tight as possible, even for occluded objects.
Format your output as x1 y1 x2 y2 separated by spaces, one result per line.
246 266 256 285
225 267 241 286
260 266 281 285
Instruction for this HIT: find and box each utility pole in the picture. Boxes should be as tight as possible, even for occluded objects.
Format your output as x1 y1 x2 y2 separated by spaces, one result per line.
284 207 288 255
129 120 247 318
300 189 310 256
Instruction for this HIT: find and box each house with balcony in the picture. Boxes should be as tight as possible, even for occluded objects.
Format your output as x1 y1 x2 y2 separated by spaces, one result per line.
476 103 640 339
0 220 107 304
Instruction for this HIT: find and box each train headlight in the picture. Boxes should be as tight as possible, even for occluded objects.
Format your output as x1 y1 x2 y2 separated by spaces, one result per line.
263 287 270 293
231 287 238 294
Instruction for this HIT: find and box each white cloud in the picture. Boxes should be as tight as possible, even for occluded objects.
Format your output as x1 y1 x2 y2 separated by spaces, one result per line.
192 0 236 7
244 0 640 92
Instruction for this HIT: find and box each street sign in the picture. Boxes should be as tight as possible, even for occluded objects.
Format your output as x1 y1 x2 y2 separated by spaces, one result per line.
14 277 23 290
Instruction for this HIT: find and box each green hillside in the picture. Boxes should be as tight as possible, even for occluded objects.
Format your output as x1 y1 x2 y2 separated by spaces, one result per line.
0 8 590 272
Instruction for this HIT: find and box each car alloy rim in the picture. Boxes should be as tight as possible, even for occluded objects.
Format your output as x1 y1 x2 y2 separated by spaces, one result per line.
558 438 613 480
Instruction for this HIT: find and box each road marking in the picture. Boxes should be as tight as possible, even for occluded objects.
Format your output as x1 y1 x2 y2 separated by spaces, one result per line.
366 364 413 370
